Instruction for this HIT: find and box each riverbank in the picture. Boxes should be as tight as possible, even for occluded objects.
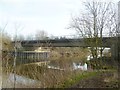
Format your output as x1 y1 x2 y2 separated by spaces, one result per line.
70 70 118 88
1 67 118 88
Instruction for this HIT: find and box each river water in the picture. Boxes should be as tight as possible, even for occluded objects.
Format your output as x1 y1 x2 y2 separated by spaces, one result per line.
2 73 41 88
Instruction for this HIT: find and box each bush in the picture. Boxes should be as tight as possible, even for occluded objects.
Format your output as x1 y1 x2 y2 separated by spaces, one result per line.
88 56 118 70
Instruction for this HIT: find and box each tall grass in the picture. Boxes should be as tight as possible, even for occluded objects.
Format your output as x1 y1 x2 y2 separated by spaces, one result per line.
2 47 89 88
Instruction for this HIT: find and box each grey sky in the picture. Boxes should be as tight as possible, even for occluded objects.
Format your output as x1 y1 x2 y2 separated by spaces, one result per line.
0 0 119 38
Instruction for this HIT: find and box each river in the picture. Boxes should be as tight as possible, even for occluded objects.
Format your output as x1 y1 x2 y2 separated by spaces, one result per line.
2 73 41 88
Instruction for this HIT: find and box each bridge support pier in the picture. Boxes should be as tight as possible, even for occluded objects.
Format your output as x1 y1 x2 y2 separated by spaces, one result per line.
111 44 118 60
111 38 119 61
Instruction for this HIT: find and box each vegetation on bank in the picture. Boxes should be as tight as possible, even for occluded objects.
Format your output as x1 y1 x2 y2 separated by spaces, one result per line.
52 70 118 88
87 56 118 70
57 71 98 88
70 70 118 88
2 58 118 88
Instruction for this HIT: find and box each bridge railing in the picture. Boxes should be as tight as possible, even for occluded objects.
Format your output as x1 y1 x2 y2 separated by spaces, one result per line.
49 33 116 40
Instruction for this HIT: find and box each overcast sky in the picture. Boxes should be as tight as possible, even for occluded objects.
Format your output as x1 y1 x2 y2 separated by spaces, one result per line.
0 0 119 38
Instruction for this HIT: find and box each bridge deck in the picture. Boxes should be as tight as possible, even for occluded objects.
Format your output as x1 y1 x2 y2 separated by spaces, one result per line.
12 37 118 47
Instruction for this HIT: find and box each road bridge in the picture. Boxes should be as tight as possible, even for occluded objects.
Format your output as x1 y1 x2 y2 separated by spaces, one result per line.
12 36 119 61
13 37 117 47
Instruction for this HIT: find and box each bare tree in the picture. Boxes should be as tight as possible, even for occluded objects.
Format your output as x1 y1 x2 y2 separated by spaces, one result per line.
0 24 13 62
0 25 14 89
13 34 25 41
26 34 34 40
35 30 48 40
12 23 24 88
70 1 116 60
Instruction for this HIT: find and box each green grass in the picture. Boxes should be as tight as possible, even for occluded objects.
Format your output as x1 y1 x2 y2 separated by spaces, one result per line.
57 71 98 88
57 69 118 88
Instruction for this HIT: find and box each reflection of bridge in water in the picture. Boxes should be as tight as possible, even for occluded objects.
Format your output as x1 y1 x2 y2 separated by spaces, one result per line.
12 36 120 64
